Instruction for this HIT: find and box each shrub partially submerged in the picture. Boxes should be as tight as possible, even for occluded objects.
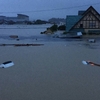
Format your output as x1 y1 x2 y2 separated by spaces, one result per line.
41 24 66 34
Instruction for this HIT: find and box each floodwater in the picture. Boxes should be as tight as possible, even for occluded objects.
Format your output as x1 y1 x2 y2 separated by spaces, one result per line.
0 24 64 43
0 25 100 100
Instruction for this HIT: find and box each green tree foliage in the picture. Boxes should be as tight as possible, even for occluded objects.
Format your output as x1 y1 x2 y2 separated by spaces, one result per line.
50 24 58 32
58 25 66 30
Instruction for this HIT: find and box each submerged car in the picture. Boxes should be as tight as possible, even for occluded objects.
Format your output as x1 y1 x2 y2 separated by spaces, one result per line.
0 61 14 68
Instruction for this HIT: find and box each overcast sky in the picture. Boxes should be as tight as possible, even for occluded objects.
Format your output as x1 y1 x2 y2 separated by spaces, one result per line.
0 0 100 20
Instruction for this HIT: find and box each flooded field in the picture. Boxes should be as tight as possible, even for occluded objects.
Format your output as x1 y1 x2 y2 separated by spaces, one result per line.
0 25 100 100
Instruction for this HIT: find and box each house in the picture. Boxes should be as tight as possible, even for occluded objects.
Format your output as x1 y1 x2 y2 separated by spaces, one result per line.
66 6 100 35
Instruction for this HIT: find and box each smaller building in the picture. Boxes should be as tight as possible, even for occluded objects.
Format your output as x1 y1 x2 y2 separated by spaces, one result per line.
66 6 100 34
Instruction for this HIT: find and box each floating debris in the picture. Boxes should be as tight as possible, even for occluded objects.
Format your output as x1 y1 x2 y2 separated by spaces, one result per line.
0 43 44 46
9 35 18 39
88 39 96 43
82 60 100 67
14 44 44 46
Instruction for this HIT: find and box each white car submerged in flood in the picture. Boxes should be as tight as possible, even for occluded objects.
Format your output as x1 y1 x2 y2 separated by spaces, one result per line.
0 61 14 68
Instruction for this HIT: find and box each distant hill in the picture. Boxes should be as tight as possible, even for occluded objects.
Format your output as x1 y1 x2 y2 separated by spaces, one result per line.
48 18 66 24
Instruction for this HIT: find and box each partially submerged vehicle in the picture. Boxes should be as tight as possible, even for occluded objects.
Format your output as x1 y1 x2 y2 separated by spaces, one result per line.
0 61 14 68
59 32 82 39
82 60 100 67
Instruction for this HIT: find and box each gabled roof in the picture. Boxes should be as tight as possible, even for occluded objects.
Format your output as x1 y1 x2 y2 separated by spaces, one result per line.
82 6 100 17
66 15 82 32
66 6 100 32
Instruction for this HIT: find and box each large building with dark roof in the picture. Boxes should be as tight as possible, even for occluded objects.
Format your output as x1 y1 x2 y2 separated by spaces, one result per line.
0 14 29 23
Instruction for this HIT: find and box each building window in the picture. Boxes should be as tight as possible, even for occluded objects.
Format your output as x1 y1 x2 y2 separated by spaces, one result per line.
80 24 83 28
89 22 96 28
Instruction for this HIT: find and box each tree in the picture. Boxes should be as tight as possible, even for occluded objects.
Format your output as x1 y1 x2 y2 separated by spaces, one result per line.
58 25 66 30
50 24 58 32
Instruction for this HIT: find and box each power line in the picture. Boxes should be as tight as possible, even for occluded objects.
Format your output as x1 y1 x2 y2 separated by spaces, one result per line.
0 2 100 14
